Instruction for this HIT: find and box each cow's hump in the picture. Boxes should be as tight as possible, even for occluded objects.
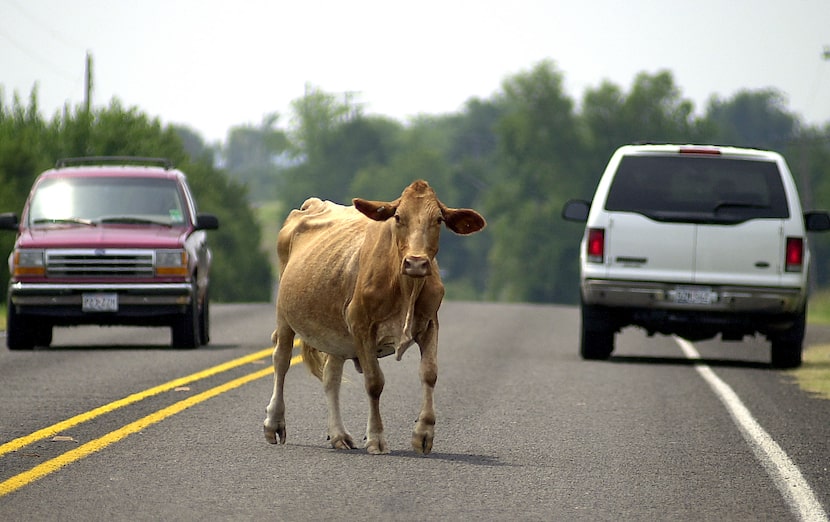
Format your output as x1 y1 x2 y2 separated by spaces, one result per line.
278 198 369 267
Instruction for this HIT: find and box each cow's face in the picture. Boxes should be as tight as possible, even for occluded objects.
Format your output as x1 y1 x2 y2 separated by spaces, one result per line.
353 180 486 278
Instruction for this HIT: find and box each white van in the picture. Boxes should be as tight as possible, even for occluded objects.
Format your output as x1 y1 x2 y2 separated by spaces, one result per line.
562 144 830 368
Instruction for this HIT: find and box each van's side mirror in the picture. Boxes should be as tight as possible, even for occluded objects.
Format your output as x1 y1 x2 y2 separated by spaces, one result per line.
0 212 19 231
562 200 590 222
805 211 830 232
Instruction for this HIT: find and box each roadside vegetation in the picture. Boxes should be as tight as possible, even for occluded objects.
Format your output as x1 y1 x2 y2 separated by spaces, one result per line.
253 201 285 276
3 60 830 306
807 289 830 324
219 63 830 305
787 344 830 399
0 98 272 303
797 290 830 399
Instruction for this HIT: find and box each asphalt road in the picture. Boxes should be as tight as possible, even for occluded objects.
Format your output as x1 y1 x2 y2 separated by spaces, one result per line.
0 301 828 521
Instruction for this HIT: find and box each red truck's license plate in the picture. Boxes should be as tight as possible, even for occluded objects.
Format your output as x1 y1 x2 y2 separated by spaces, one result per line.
82 293 118 312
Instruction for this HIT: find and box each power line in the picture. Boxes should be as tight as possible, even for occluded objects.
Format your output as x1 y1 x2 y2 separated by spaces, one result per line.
2 0 87 84
7 0 86 50
0 29 79 83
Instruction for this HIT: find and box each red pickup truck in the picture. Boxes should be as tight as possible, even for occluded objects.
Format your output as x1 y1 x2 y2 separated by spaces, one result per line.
0 157 219 350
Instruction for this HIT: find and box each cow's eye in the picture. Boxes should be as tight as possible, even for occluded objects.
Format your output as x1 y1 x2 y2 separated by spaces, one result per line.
436 216 444 226
394 214 402 225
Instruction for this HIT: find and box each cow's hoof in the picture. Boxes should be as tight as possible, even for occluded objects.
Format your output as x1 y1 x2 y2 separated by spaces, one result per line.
412 432 433 454
365 438 390 455
264 425 286 445
330 433 357 450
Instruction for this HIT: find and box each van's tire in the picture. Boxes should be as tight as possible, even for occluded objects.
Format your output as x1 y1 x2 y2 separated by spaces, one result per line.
770 308 806 369
580 303 615 360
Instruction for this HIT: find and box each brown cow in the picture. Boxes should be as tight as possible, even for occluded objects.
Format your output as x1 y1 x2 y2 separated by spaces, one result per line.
263 180 486 454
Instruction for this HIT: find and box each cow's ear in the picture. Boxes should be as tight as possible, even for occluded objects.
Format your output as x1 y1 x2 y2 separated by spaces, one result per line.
443 207 487 235
354 198 398 221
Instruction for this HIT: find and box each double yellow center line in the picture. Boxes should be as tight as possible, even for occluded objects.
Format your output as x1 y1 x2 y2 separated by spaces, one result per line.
0 346 301 497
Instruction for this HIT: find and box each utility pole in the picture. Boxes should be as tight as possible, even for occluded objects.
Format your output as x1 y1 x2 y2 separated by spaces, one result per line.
84 51 93 115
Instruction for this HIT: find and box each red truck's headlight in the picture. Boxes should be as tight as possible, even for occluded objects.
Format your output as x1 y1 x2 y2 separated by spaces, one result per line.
12 249 46 277
155 249 188 277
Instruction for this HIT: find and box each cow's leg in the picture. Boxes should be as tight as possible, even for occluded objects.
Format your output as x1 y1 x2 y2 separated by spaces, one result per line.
323 355 356 449
358 352 389 455
264 324 295 444
413 320 438 454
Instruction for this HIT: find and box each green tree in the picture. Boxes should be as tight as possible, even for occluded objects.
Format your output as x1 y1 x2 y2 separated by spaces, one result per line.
224 113 290 203
174 125 215 163
434 99 503 297
581 80 628 181
786 124 830 288
620 71 699 143
703 88 797 148
486 60 585 302
322 115 401 200
0 92 272 302
181 157 273 302
0 90 51 296
582 71 702 181
280 85 353 206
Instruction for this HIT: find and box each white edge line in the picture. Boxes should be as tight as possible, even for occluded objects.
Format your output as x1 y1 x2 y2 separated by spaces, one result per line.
674 337 828 522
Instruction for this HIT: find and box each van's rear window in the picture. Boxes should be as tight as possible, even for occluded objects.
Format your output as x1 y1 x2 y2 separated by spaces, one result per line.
604 155 789 221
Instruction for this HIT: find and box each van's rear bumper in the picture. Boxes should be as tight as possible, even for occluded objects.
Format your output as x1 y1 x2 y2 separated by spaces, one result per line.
581 279 805 314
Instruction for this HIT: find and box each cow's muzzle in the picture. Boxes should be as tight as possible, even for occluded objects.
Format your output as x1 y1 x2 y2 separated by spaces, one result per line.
403 255 431 277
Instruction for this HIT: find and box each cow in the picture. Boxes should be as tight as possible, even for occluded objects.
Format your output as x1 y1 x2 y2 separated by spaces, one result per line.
263 180 486 454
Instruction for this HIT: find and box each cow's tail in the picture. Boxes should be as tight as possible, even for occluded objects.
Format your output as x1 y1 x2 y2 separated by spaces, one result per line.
300 340 326 381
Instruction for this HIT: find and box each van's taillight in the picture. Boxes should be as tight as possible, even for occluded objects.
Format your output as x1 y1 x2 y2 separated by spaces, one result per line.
587 228 605 263
785 237 804 272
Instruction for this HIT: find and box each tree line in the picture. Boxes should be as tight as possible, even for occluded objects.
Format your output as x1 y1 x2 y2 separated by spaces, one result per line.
0 95 272 302
3 60 830 304
222 60 830 303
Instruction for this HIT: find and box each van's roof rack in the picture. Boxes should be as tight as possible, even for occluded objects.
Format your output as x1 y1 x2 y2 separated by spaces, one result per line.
55 156 174 170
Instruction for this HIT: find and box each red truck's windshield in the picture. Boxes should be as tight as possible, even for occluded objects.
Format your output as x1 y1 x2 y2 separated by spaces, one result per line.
29 177 187 227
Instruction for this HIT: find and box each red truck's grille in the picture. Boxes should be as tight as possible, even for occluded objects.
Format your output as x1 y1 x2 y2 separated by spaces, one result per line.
46 250 155 278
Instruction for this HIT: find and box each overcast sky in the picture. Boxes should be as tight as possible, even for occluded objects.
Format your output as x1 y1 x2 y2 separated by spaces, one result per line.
2 0 829 143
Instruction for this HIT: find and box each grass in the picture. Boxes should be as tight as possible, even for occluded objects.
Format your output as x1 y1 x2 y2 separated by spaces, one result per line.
794 290 830 399
808 289 830 325
787 344 830 399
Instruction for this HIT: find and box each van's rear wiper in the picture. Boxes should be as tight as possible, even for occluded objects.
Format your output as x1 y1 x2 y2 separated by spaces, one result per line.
713 201 770 213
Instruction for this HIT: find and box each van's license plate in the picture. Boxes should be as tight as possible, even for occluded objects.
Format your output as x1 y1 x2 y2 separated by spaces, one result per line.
672 286 716 305
82 293 118 312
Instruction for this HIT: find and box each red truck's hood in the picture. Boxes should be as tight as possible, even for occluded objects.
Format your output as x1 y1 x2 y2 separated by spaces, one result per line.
15 225 191 249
